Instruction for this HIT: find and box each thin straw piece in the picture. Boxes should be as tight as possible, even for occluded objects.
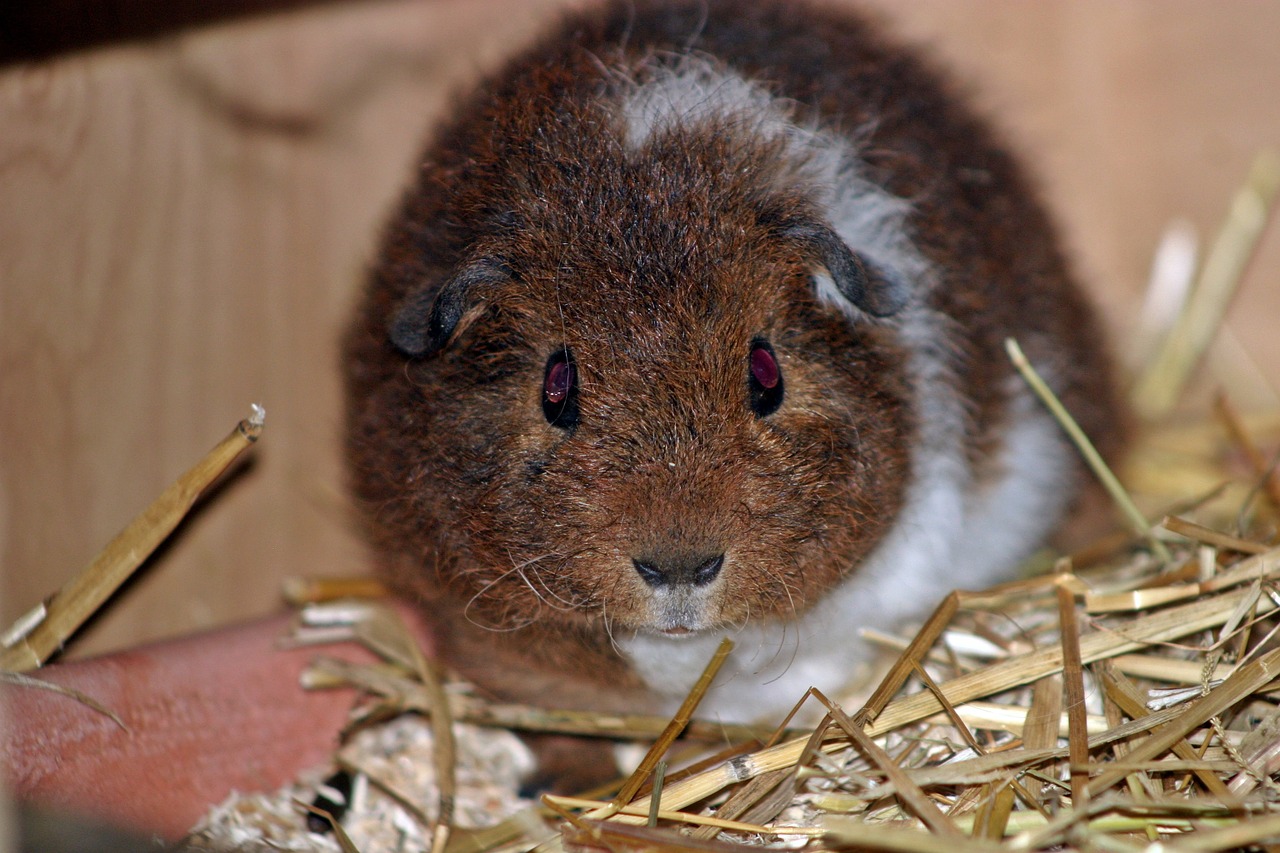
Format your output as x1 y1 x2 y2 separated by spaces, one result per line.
1085 584 1201 613
1159 811 1280 852
1215 391 1280 511
1110 654 1236 685
814 688 963 838
1057 585 1091 809
563 816 816 853
1023 675 1064 750
0 671 125 728
689 766 794 841
855 591 959 726
1132 150 1280 419
1006 338 1169 562
0 405 265 672
545 795 821 837
410 631 456 853
1161 515 1269 555
282 576 390 605
588 638 733 818
822 818 1007 853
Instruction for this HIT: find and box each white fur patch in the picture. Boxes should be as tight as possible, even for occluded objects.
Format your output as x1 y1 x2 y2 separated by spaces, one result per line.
617 58 928 304
614 60 1073 724
620 59 793 151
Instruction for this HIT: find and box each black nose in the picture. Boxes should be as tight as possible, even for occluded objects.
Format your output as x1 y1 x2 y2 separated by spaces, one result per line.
633 553 724 588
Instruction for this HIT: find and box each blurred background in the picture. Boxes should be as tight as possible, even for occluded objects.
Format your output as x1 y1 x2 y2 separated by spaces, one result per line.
2 0 1278 658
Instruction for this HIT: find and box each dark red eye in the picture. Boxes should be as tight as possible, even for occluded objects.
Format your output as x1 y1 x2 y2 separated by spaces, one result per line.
542 349 579 429
545 359 573 404
748 340 784 418
750 346 780 389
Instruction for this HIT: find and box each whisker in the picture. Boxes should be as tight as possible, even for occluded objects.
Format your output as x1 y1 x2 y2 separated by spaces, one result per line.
525 563 589 611
756 554 805 682
601 604 625 656
462 553 560 631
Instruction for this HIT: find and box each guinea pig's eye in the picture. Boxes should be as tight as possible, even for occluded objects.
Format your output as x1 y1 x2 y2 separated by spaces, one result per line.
748 340 784 418
542 348 580 430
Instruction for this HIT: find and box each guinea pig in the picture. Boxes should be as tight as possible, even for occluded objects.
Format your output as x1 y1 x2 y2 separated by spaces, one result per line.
344 0 1119 725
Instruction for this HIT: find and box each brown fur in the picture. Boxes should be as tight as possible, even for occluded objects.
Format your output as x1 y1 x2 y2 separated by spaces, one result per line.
344 0 1119 716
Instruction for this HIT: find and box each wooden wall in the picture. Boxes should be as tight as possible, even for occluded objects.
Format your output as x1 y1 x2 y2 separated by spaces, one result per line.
2 0 1278 658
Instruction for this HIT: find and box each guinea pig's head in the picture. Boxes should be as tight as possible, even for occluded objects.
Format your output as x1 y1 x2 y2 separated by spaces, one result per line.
348 56 917 641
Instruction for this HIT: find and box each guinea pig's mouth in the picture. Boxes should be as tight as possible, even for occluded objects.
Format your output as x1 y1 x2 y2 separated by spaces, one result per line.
636 578 723 636
643 604 717 637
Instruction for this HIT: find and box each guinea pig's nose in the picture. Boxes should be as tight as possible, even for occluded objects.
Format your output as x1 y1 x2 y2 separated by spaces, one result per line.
633 553 724 588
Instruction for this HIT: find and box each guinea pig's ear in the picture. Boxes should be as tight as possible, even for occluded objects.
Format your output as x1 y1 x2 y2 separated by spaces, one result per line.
787 222 910 318
389 260 508 357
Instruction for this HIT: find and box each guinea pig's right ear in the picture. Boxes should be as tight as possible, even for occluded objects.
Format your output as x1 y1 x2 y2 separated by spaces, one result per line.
389 261 508 357
784 222 911 318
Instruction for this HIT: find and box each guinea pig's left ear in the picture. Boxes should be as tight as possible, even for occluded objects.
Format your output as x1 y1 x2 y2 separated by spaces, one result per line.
389 260 507 357
788 222 910 318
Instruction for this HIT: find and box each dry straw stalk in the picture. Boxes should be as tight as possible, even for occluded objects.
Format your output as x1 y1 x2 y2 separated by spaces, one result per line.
0 405 265 673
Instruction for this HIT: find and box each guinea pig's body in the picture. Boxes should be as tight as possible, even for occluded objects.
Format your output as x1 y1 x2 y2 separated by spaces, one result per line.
345 0 1118 723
